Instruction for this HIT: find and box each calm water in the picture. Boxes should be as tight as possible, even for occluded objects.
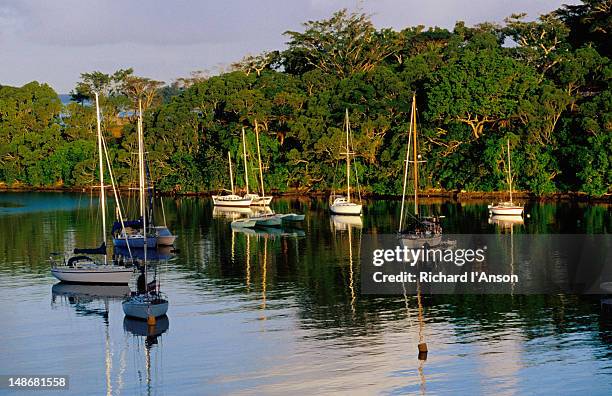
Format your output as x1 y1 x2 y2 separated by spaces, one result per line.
0 192 611 395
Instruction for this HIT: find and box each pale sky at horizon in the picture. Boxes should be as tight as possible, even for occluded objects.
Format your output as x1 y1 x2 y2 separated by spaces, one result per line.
0 0 578 93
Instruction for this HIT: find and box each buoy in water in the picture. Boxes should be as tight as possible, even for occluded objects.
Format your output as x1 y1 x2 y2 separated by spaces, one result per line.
147 315 156 326
418 342 428 353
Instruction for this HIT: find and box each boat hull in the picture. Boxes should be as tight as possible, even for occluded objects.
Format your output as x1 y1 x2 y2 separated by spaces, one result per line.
254 216 282 227
153 226 176 246
51 267 133 284
489 206 524 216
280 213 305 222
330 203 362 215
212 195 252 207
113 236 157 248
156 235 176 246
122 297 169 319
251 196 273 206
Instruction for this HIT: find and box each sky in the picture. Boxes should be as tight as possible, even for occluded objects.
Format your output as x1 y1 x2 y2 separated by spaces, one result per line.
0 0 578 93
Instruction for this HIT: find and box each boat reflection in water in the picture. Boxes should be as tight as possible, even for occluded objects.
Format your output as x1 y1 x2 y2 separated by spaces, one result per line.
124 316 169 395
51 282 130 395
488 214 524 228
212 206 256 220
232 226 305 238
51 282 130 313
124 315 169 339
330 214 363 231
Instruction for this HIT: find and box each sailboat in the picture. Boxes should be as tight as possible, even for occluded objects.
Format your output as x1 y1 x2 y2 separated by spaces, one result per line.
488 139 524 216
244 121 273 206
50 92 133 284
398 94 443 247
113 99 177 247
122 253 169 319
329 109 362 215
212 151 253 207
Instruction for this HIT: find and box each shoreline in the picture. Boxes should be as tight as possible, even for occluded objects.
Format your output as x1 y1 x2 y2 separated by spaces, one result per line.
0 186 609 203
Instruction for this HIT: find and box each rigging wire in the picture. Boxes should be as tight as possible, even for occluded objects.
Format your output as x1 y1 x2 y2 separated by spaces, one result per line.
348 114 362 202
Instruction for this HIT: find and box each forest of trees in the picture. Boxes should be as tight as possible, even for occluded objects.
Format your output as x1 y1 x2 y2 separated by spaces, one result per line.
0 1 610 196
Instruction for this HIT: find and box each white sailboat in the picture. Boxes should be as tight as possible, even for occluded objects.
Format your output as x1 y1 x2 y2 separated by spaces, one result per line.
244 121 273 206
488 139 524 216
51 92 133 284
398 94 443 248
330 109 362 215
212 151 253 207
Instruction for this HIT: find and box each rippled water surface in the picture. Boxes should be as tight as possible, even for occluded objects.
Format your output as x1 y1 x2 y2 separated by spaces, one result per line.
0 192 611 395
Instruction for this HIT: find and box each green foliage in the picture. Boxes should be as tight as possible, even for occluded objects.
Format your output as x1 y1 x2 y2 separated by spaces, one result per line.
0 1 609 196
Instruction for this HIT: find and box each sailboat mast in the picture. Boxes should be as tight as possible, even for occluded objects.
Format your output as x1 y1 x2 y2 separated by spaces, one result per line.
412 94 418 216
507 139 513 204
242 127 249 194
399 107 413 233
138 99 147 246
95 92 107 261
254 120 265 197
228 152 235 194
345 109 351 203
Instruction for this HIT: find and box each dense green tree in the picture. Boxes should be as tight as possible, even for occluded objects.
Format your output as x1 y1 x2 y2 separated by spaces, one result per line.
426 48 538 138
0 1 609 196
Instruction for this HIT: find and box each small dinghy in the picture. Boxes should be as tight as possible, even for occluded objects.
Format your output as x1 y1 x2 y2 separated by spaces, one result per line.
231 218 257 228
279 213 305 222
252 213 282 227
